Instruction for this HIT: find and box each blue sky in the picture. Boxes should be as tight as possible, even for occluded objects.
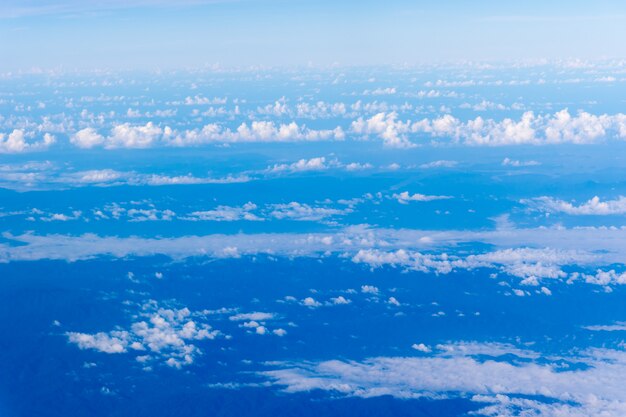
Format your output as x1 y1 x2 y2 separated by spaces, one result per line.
2 0 626 70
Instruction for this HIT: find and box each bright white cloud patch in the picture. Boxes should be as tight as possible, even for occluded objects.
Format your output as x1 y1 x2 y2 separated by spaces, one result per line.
0 130 55 153
67 301 220 368
261 342 626 417
525 196 626 215
352 109 626 148
392 191 452 204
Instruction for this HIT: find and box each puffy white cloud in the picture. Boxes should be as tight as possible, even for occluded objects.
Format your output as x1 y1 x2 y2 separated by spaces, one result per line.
67 120 344 149
296 101 347 119
70 128 105 149
261 342 626 417
0 129 55 153
330 296 351 305
67 331 129 354
351 112 415 148
360 285 379 295
107 122 167 149
269 202 351 221
419 160 458 169
411 343 431 353
501 157 540 167
229 312 275 321
172 121 344 146
387 296 400 306
353 109 626 147
392 191 452 204
268 157 331 173
584 322 626 331
352 247 596 285
67 302 220 368
363 87 397 96
301 297 322 307
524 196 626 215
184 203 262 222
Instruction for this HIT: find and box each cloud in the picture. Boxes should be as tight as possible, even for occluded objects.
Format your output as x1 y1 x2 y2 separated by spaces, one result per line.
351 112 415 148
229 312 275 321
4 225 626 288
70 128 105 149
172 122 345 146
524 196 626 215
419 160 458 169
301 297 322 308
352 109 626 147
352 247 597 286
392 191 452 204
107 122 167 148
268 157 331 173
0 129 55 153
260 342 626 417
269 202 351 221
501 157 540 167
411 343 431 353
67 301 220 368
68 121 345 150
183 203 262 222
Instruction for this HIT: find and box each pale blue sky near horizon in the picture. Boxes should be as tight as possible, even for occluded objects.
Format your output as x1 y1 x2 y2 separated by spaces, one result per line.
2 0 626 70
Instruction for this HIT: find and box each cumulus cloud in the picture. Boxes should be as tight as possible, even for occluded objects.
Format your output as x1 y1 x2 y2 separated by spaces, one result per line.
70 128 105 149
67 301 220 368
419 160 458 169
172 122 345 146
0 129 55 153
392 191 452 204
267 157 332 173
352 247 597 286
269 202 351 221
184 203 262 222
261 342 626 417
351 112 415 148
524 196 626 215
501 157 540 167
68 121 345 150
352 109 626 147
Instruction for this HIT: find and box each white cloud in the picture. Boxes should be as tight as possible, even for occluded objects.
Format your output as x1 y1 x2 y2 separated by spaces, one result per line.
501 157 540 167
353 109 626 147
70 128 105 149
419 160 458 169
411 343 431 353
301 297 322 308
4 225 626 288
172 121 345 146
392 191 452 204
67 301 220 368
525 196 626 215
268 157 331 173
330 296 351 305
107 122 167 149
229 312 275 322
269 202 350 221
184 203 262 222
261 342 626 417
0 129 55 153
360 285 379 295
351 112 415 148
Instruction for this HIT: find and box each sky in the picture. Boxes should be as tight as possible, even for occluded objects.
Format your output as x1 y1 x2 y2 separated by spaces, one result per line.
2 0 626 70
4 2 626 417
